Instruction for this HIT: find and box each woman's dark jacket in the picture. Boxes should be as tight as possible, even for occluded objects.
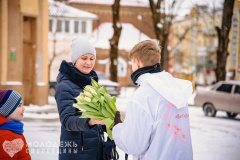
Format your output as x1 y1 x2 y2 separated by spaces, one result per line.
55 60 104 160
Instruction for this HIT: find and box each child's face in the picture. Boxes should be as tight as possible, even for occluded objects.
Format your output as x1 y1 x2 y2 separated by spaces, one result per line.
7 100 25 121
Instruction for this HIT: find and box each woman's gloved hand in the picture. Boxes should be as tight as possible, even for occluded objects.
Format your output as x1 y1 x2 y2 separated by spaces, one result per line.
114 111 122 125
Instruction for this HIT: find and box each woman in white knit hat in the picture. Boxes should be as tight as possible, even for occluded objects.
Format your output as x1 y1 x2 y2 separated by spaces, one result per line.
55 38 105 160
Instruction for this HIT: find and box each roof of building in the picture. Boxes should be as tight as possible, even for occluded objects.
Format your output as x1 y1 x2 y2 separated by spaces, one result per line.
67 0 149 7
49 0 98 19
89 22 151 51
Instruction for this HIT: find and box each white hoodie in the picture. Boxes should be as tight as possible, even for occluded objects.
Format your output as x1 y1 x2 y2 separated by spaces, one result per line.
112 72 193 160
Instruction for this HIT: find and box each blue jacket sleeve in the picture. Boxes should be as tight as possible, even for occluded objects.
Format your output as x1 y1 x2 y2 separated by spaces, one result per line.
55 82 90 131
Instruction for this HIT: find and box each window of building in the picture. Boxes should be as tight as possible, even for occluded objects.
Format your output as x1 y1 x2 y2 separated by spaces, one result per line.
197 56 205 65
65 20 69 33
74 21 79 33
82 21 86 33
57 20 62 32
49 19 53 32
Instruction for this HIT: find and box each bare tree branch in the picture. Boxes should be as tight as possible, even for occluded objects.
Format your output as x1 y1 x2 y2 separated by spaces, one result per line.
109 0 122 82
149 0 177 70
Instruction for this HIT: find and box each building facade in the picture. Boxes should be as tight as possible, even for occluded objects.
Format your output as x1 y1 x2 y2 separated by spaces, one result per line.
89 22 151 86
56 0 240 86
49 0 153 86
48 0 98 81
0 0 49 105
170 0 240 86
170 14 221 85
66 0 155 39
227 0 240 81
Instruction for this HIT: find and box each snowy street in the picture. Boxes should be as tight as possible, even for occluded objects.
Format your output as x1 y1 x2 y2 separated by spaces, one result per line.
23 87 240 160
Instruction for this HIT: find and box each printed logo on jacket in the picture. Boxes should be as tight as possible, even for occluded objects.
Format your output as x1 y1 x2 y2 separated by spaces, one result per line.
3 138 24 157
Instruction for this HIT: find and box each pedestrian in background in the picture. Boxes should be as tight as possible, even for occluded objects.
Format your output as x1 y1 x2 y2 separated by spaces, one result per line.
113 40 193 160
55 38 105 160
0 90 31 160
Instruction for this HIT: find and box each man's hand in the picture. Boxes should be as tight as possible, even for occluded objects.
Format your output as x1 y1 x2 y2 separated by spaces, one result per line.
114 111 122 125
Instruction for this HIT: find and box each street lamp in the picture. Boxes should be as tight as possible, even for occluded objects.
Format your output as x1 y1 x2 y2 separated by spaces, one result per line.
190 8 198 89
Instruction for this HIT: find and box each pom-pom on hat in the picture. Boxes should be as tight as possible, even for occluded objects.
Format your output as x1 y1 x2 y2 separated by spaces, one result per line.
71 38 96 65
0 90 22 117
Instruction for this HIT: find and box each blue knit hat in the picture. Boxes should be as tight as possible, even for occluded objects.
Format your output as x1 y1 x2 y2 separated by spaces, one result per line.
0 90 22 117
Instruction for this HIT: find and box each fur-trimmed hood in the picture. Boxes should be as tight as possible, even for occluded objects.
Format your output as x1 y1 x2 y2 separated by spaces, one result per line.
57 60 98 88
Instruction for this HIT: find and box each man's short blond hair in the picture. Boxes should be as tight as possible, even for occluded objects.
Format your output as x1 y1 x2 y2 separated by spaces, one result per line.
128 40 161 66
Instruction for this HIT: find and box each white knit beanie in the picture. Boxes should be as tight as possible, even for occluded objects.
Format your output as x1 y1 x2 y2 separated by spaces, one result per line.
70 38 96 64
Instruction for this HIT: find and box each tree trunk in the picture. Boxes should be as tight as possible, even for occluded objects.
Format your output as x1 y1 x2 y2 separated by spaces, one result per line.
109 0 122 82
149 0 175 71
162 32 171 70
49 37 56 82
215 0 234 82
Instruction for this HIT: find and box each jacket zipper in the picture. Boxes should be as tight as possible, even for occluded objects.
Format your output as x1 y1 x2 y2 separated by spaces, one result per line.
81 131 83 151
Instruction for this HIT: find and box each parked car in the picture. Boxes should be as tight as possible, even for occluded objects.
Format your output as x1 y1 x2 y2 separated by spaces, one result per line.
96 71 121 97
49 72 121 97
194 81 240 118
49 81 57 96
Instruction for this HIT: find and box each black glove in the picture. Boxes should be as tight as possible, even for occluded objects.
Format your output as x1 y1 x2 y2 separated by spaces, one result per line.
114 111 122 125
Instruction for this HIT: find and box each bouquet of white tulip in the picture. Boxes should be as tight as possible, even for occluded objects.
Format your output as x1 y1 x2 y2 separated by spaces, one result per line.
73 79 122 140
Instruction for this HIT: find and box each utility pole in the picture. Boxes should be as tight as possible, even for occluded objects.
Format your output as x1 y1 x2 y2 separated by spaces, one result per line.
190 8 198 90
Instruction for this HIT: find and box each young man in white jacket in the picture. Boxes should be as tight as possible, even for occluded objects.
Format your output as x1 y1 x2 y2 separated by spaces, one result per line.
113 40 193 160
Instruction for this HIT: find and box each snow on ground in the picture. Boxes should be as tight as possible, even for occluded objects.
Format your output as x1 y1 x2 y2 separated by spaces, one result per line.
189 107 240 160
23 87 240 160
